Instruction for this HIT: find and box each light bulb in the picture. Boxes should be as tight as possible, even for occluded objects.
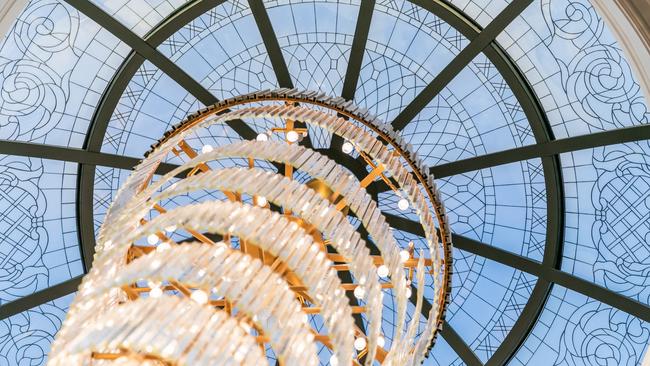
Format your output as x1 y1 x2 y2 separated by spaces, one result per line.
397 198 409 211
256 133 269 141
377 265 389 278
149 286 163 298
286 130 299 142
164 225 177 233
330 355 339 366
354 337 367 351
191 290 208 305
201 144 213 154
342 141 354 154
157 241 171 252
405 286 412 298
256 196 267 207
377 335 386 348
147 234 159 245
353 286 365 300
399 250 410 262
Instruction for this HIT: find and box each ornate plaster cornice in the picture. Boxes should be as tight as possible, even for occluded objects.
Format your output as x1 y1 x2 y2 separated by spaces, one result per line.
0 0 27 39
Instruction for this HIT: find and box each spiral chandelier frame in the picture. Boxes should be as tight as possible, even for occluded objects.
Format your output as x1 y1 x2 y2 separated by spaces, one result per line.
48 89 453 365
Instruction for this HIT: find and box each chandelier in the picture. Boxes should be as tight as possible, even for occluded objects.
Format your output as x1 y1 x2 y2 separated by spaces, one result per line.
47 89 453 365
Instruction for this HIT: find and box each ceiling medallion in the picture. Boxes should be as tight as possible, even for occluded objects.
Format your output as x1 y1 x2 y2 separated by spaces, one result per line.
48 89 453 365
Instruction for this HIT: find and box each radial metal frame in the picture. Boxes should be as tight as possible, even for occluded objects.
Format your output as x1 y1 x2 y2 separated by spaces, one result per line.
0 0 648 365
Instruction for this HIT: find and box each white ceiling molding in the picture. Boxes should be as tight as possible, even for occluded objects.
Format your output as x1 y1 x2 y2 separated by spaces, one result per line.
0 0 28 40
591 0 650 102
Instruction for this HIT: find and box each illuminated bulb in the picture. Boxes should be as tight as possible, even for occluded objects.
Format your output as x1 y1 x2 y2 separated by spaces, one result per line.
256 133 269 141
149 286 163 298
157 241 171 252
354 337 367 351
165 225 177 233
342 141 354 154
191 290 208 305
256 196 267 207
377 265 389 278
377 335 386 348
330 355 339 366
201 144 213 154
397 198 409 211
399 250 410 262
405 286 412 298
286 130 299 143
147 234 159 245
353 286 365 300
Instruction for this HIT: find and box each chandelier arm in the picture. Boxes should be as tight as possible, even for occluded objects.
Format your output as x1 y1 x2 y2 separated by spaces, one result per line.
55 89 453 366
150 167 385 355
48 296 268 365
139 142 409 360
92 243 319 365
96 200 356 365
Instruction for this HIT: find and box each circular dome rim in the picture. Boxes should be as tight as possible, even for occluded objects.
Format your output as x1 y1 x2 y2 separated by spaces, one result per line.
0 0 648 365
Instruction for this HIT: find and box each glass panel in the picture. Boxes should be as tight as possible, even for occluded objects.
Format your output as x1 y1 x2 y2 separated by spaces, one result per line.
0 0 131 148
0 293 75 366
447 248 537 362
436 159 547 261
426 334 461 366
447 0 512 28
89 0 191 36
354 0 469 123
511 285 650 365
561 141 650 306
100 59 282 160
497 0 649 139
402 53 534 168
101 60 203 157
157 1 278 98
0 156 82 304
267 0 359 149
266 0 360 96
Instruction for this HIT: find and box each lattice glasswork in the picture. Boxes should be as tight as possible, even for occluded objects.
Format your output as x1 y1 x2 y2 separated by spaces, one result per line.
446 249 537 362
447 0 512 27
0 156 83 304
89 0 191 36
267 0 359 96
0 293 74 365
497 0 650 139
1 0 650 364
436 159 547 261
511 285 650 365
0 0 130 148
157 0 278 97
49 90 453 365
561 142 650 306
354 0 468 124
101 61 204 157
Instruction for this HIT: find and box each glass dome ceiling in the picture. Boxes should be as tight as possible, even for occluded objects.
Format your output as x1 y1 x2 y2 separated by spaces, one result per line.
0 0 649 364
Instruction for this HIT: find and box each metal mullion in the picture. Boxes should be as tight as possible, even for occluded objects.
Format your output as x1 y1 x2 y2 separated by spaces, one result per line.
429 124 650 179
0 277 82 320
66 0 246 276
391 0 534 131
330 0 376 151
247 0 315 150
419 295 483 365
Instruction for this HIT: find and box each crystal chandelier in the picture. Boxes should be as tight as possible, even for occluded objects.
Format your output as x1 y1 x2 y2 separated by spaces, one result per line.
48 90 453 365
